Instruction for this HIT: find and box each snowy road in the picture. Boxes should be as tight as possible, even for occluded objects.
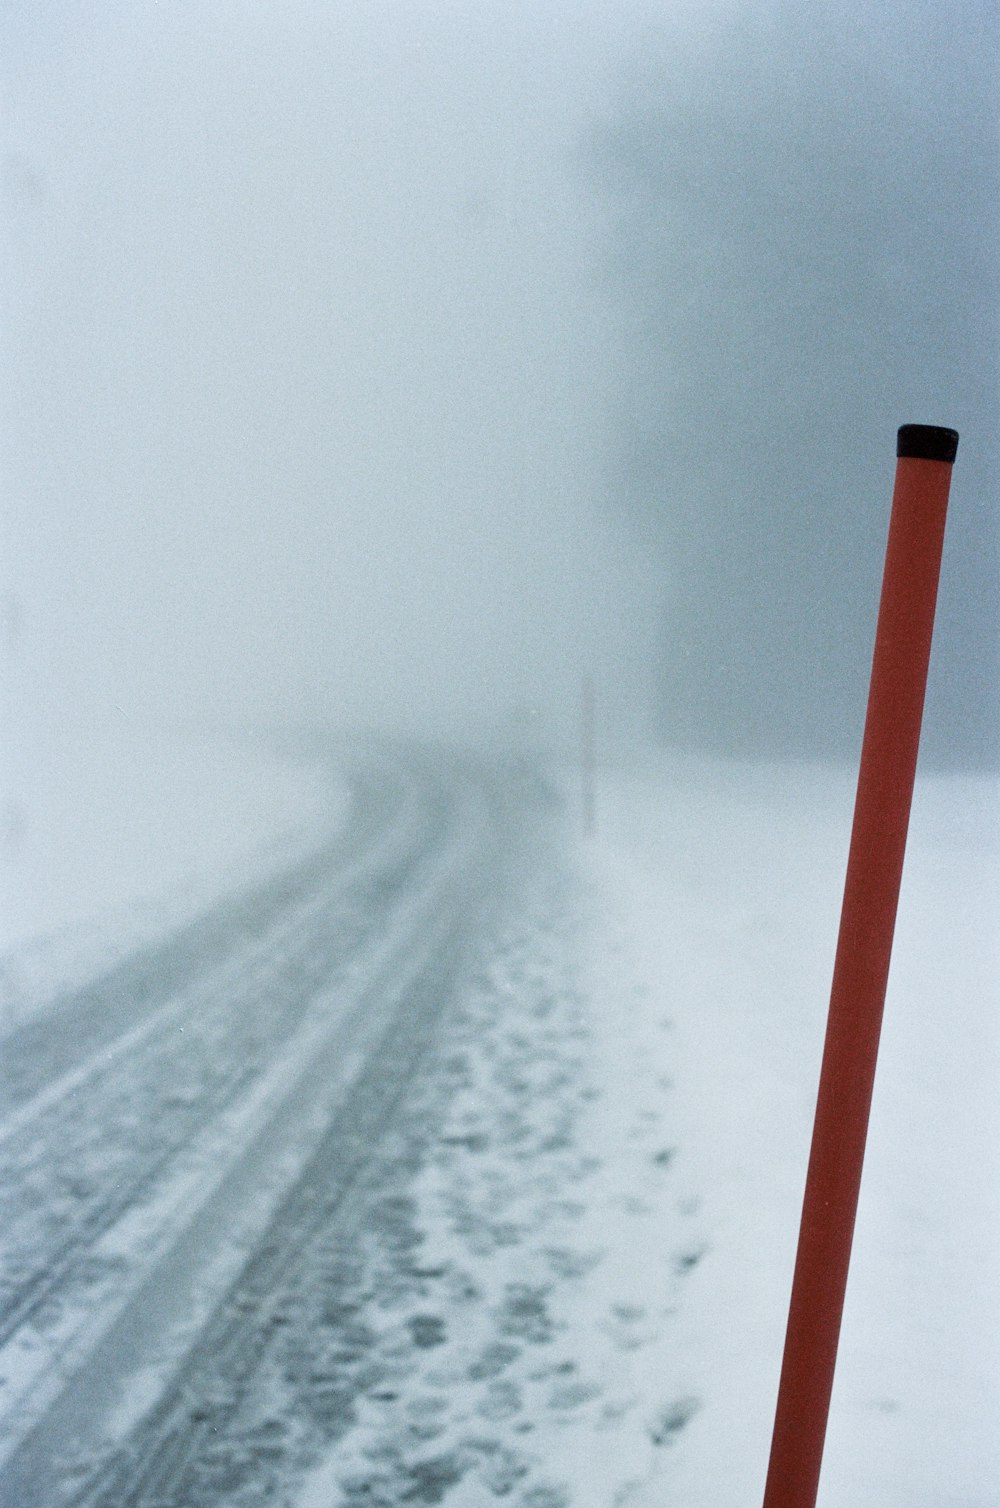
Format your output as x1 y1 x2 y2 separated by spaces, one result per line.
6 743 991 1508
0 748 532 1507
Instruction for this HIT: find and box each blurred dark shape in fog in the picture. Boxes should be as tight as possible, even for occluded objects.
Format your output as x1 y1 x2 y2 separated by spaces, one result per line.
592 0 998 768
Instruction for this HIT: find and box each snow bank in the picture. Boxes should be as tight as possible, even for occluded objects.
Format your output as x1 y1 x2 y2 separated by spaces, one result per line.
0 721 346 1027
579 752 999 1507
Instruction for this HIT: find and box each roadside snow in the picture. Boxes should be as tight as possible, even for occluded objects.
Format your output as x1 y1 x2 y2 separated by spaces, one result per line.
294 750 998 1508
578 753 1000 1508
0 722 346 1031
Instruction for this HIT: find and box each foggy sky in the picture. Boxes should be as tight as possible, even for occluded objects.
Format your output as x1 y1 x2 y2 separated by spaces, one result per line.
2 0 660 754
2 0 997 766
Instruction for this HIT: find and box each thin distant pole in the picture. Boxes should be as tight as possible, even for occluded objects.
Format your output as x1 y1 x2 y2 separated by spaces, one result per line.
581 674 595 838
761 423 959 1508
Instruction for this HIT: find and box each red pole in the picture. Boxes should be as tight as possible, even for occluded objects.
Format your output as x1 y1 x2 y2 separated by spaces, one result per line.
761 423 959 1508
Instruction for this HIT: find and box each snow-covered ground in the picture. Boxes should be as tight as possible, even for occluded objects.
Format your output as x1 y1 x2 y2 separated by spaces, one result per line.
0 721 346 1031
293 747 998 1508
0 728 995 1505
569 753 999 1507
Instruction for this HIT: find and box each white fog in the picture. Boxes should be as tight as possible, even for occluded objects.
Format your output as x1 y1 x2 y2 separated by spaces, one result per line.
2 2 997 1505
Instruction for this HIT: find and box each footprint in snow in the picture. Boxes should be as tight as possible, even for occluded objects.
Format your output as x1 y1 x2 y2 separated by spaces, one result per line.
614 1193 652 1217
541 1245 602 1281
407 1314 447 1349
601 1303 654 1352
673 1243 708 1275
612 1302 646 1322
404 1392 449 1443
463 1438 530 1496
521 1487 571 1508
467 1341 521 1381
496 1283 557 1345
649 1395 700 1445
477 1380 523 1422
548 1377 601 1411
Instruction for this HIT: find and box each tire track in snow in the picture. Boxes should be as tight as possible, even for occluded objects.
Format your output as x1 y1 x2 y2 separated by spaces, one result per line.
0 761 400 1117
0 760 442 1356
0 748 526 1508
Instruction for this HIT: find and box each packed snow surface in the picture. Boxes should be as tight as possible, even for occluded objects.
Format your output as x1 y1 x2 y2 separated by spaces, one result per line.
1 722 345 1029
1 730 995 1505
289 749 998 1507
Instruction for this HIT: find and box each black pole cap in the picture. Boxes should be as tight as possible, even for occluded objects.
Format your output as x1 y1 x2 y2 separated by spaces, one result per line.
897 424 959 462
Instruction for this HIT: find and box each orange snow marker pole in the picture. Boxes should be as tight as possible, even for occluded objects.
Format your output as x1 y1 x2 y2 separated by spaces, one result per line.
761 423 958 1508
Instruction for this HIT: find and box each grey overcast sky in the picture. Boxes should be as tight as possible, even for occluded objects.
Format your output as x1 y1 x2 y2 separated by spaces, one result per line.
2 0 997 763
3 0 660 751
